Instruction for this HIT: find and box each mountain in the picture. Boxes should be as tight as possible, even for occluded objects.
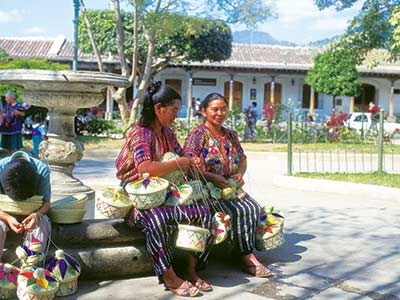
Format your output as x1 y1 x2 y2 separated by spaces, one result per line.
232 30 337 46
232 30 296 46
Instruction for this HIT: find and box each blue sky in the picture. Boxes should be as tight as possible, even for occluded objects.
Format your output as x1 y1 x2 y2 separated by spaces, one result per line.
0 0 363 44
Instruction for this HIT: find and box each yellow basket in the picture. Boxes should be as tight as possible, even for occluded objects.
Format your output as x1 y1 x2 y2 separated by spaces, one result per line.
175 224 210 252
164 184 193 206
187 180 209 201
0 195 43 216
17 268 59 300
95 187 132 219
51 194 87 210
159 152 186 185
48 207 86 224
0 263 19 300
125 175 169 210
46 250 81 297
255 207 285 251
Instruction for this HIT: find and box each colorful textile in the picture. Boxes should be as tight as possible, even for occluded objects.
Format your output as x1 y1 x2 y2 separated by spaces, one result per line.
183 124 246 177
1 132 23 150
183 124 261 254
116 124 212 276
116 125 182 183
0 103 25 135
125 204 211 276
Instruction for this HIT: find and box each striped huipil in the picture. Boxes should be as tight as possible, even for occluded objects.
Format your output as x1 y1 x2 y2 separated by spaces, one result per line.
183 124 262 255
115 124 212 276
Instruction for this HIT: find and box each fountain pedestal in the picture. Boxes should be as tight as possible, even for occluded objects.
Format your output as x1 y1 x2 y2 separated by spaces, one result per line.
0 69 129 200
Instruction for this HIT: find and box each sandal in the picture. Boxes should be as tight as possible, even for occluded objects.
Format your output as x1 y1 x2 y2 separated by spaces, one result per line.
192 279 213 292
244 264 275 278
164 280 199 297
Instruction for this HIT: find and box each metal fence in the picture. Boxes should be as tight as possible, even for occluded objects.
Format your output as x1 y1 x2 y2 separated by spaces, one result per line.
287 111 400 175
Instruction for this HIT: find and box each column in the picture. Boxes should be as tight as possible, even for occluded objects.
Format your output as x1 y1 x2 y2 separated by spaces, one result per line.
349 96 355 113
389 80 395 121
187 72 193 119
229 74 234 110
105 87 114 120
270 76 275 104
309 86 315 114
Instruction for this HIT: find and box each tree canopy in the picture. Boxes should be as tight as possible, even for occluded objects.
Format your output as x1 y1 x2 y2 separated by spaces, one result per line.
0 58 68 101
305 46 361 103
315 0 400 61
78 11 232 74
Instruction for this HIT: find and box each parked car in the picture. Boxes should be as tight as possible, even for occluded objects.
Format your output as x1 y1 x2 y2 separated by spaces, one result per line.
345 112 400 134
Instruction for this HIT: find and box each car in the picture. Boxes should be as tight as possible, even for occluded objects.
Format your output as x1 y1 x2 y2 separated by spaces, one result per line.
345 112 400 134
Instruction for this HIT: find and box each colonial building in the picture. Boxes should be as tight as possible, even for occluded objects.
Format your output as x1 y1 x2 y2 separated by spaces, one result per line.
1 36 400 120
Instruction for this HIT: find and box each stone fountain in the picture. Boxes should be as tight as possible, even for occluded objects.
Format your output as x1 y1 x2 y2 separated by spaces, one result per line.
0 69 129 201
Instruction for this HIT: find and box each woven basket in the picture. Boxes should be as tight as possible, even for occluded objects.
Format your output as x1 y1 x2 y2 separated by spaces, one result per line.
0 263 19 300
175 224 210 252
46 250 81 297
96 187 132 219
164 184 193 206
211 212 231 245
187 180 208 201
255 207 285 251
159 152 186 185
51 194 87 210
0 195 43 216
17 268 59 300
125 174 169 210
48 207 86 224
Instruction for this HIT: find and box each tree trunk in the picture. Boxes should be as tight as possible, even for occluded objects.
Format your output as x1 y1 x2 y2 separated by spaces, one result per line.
79 0 104 72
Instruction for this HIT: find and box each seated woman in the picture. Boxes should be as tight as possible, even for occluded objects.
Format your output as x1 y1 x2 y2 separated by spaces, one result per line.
115 82 212 297
183 92 274 277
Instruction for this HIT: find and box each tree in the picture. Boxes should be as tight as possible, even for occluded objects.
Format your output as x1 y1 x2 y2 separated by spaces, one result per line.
78 0 274 131
305 46 361 107
0 58 68 100
314 0 400 61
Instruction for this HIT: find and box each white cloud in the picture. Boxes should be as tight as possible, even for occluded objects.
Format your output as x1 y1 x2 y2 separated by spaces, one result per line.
24 26 47 34
0 9 23 23
257 0 364 43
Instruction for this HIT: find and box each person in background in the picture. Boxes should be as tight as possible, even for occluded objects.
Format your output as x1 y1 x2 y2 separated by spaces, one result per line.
0 151 51 261
183 92 275 278
0 92 26 154
116 82 212 297
368 101 379 121
31 115 47 157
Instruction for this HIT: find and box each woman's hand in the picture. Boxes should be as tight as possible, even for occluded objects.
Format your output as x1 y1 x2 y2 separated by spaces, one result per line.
231 173 244 186
21 213 38 231
8 216 24 234
176 157 193 173
210 174 230 189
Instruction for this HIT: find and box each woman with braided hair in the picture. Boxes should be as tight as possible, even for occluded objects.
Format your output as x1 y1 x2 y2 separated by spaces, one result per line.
116 82 212 297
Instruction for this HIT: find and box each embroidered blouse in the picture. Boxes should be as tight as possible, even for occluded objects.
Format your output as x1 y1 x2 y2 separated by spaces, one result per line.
183 124 246 177
115 124 182 183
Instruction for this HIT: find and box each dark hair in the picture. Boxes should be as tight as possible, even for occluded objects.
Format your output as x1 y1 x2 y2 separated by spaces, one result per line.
0 158 38 201
200 92 228 110
252 101 257 107
140 81 182 128
34 115 42 123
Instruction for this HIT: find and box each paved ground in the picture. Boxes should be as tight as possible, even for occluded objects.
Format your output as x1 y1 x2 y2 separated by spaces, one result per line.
63 150 400 300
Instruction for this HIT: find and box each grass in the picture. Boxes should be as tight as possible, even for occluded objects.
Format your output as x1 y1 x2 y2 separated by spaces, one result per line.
294 172 400 188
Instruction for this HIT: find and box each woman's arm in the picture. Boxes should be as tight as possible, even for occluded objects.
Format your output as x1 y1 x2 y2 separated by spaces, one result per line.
137 156 193 177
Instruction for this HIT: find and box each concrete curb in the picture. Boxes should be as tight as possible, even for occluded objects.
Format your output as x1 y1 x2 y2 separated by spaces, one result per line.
273 175 400 200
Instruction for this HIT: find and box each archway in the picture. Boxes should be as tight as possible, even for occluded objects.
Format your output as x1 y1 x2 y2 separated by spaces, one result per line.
165 79 182 96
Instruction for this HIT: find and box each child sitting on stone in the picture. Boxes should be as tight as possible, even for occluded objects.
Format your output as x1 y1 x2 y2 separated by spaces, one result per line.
0 151 51 261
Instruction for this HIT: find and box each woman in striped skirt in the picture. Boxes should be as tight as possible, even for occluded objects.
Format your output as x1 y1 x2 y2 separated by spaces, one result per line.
183 92 274 277
116 82 212 297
